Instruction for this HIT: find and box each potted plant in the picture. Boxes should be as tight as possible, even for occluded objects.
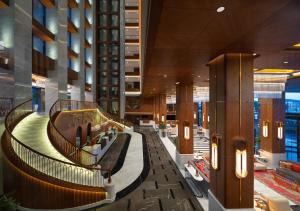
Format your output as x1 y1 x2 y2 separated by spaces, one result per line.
0 195 18 211
159 123 167 137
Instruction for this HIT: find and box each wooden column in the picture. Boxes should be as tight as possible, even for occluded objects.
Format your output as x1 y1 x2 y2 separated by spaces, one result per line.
194 103 198 125
154 96 159 124
209 53 254 209
260 96 285 153
202 102 209 129
176 83 194 154
154 94 166 123
159 94 167 123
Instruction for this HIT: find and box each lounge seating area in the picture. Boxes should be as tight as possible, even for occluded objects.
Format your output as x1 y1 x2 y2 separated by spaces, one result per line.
274 161 300 193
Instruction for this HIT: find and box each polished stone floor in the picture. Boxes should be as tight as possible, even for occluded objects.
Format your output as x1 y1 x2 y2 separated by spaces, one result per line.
94 127 203 211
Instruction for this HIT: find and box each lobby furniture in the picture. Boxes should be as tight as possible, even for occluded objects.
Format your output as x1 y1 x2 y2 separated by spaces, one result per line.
254 162 267 171
273 160 300 192
261 193 292 211
254 197 269 211
254 155 268 171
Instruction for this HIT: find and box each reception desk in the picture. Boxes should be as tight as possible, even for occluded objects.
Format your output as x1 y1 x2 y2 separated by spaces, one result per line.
83 131 117 163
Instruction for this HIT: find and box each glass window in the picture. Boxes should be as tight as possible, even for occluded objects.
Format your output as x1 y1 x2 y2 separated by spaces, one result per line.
111 0 119 13
33 35 45 54
100 0 107 13
33 0 45 25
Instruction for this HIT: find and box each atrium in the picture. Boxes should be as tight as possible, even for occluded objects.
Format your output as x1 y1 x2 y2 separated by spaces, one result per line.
1 0 300 210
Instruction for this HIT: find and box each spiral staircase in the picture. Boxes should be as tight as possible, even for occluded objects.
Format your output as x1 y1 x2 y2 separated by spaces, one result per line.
1 99 132 209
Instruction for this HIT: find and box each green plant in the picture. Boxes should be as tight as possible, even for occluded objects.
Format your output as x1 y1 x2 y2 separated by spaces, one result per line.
255 137 261 145
159 123 166 129
0 195 18 211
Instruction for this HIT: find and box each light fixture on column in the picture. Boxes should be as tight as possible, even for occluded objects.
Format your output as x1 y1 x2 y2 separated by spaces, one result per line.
234 137 248 179
184 121 190 140
156 113 159 121
211 135 221 170
262 121 269 138
208 115 210 122
194 113 196 119
161 115 165 122
276 121 284 140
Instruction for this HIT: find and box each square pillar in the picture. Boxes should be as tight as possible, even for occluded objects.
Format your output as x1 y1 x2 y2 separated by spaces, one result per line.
202 102 209 129
176 83 194 154
259 95 286 168
209 53 254 209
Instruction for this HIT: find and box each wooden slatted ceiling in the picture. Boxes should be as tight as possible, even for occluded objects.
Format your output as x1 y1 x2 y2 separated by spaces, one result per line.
144 0 300 96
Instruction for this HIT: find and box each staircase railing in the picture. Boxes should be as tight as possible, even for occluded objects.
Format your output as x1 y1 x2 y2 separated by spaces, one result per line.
49 100 134 166
3 99 107 187
49 100 99 165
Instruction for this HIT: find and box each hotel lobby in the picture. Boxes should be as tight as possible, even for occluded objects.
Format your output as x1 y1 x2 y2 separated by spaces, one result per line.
1 0 300 210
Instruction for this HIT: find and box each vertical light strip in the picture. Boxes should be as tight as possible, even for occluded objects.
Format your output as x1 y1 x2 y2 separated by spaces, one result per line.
138 0 142 91
239 53 242 207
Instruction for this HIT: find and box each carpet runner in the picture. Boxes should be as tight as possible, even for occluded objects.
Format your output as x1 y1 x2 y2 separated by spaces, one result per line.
255 170 300 205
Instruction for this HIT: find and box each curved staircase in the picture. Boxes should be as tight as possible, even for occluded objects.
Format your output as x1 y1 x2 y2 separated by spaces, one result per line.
1 99 130 209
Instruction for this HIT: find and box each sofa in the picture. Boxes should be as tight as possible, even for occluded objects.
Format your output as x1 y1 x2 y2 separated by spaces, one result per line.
261 193 292 211
273 160 300 192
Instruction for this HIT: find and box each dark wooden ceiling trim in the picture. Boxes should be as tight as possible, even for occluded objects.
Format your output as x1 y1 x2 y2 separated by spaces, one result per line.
125 22 139 27
85 83 91 92
32 49 56 78
68 19 78 33
125 6 138 11
32 19 55 42
125 54 140 60
85 61 92 68
68 47 78 59
85 40 91 48
125 39 139 44
68 68 78 83
68 0 78 8
84 0 91 9
40 0 55 8
0 0 9 8
85 18 92 29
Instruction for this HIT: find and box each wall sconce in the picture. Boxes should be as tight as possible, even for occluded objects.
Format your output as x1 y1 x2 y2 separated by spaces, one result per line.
211 135 221 170
156 113 159 121
161 115 165 122
184 122 190 140
194 113 197 119
276 121 284 140
208 115 210 122
262 121 269 138
234 137 248 179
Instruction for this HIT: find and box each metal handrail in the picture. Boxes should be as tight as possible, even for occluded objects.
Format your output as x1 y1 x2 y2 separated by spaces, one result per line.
4 99 106 187
49 100 99 165
48 100 134 165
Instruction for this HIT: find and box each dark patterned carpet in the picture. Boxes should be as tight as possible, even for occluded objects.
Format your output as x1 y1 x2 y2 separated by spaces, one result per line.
91 127 203 211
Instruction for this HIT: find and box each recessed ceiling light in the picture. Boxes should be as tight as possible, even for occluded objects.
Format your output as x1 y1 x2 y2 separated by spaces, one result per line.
198 75 201 78
175 82 180 85
253 53 257 56
217 6 225 13
283 61 289 64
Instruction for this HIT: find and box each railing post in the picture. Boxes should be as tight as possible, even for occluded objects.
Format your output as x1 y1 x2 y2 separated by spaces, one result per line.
108 170 111 184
